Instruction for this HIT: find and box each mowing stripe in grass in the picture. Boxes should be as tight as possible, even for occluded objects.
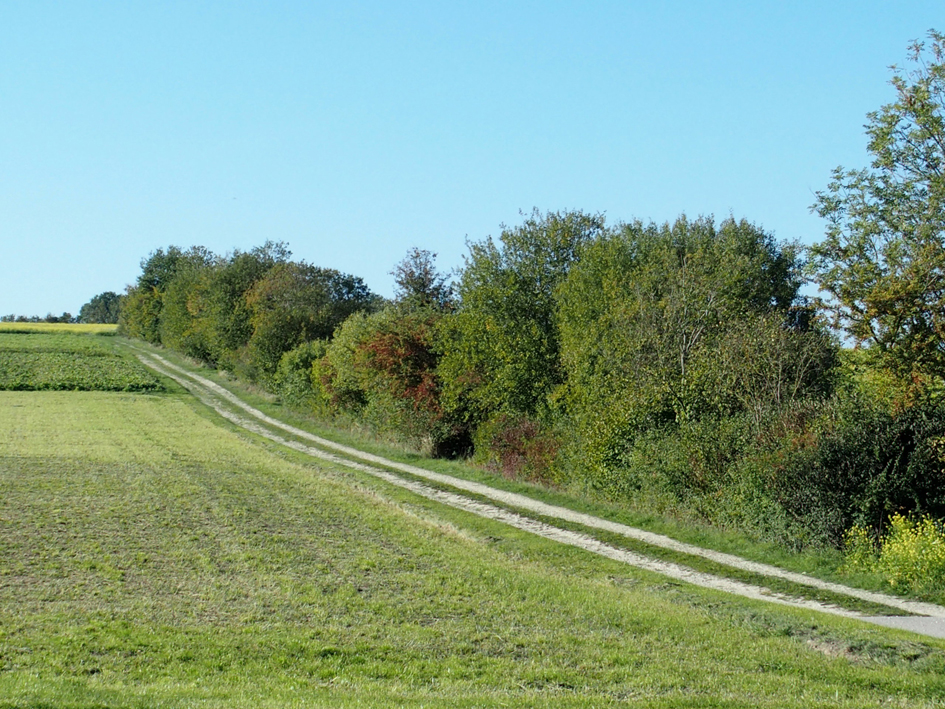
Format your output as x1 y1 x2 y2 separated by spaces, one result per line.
135 349 945 621
134 350 945 640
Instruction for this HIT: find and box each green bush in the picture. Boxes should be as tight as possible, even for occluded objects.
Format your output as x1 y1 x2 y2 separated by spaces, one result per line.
316 308 469 456
560 388 945 551
274 340 329 409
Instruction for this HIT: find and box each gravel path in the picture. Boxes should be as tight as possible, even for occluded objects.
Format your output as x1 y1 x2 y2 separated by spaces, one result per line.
135 349 945 640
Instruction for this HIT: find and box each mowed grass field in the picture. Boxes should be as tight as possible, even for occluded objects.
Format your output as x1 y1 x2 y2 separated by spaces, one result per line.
2 336 945 707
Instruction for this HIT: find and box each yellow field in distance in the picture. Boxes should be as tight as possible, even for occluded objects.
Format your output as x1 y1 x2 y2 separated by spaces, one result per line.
0 322 118 334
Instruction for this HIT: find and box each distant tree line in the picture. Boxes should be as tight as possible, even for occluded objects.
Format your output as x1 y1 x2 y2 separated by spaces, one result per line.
1 312 77 323
3 291 123 325
112 32 945 551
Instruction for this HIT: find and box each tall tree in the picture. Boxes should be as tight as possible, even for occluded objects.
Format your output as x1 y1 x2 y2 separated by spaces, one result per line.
438 209 606 422
119 246 210 343
556 216 827 470
195 241 291 367
245 262 378 377
809 30 945 380
391 248 453 310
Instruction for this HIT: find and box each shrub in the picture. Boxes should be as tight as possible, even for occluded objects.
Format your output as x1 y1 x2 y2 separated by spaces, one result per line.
274 340 329 409
474 413 562 484
844 515 945 594
735 392 945 548
842 524 878 573
566 389 945 551
316 307 469 457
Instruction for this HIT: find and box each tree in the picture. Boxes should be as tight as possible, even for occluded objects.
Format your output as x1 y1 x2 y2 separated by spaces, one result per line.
244 262 378 377
391 248 453 310
191 242 290 367
556 216 825 473
438 209 606 423
119 246 208 343
809 30 945 381
316 306 465 455
78 291 122 324
158 256 214 360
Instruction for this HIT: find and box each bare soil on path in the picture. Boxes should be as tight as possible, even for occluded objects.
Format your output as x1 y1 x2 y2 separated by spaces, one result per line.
134 348 945 640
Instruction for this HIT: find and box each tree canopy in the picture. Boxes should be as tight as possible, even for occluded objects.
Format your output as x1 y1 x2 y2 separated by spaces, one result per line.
809 30 945 381
78 291 122 324
438 209 606 422
557 216 831 475
245 262 378 376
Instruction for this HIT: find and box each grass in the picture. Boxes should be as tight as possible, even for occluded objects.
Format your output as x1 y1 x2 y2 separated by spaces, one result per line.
3 381 945 705
134 341 926 607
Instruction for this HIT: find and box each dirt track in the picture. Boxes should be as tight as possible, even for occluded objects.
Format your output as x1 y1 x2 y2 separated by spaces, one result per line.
134 348 945 640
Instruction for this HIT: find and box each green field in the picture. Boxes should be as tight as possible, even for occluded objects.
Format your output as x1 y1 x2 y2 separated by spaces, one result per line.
0 331 162 392
3 344 945 707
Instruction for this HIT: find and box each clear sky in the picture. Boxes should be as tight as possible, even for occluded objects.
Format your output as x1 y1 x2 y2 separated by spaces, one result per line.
1 1 942 315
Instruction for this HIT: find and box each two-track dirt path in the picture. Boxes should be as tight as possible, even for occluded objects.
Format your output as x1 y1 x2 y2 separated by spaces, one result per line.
135 349 945 640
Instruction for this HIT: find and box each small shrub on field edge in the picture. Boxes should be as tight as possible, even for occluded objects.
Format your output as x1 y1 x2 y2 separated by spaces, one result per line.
474 413 562 485
841 524 877 573
843 515 945 595
877 515 945 594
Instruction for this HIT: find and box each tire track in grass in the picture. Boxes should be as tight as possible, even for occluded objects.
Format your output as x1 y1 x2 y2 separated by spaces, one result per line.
135 350 945 638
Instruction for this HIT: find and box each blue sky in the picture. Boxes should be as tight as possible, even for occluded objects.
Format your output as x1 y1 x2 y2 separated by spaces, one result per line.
1 1 942 315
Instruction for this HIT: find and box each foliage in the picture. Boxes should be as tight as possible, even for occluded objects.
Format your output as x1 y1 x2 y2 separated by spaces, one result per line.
752 392 945 547
243 261 378 379
556 215 823 480
877 515 945 593
119 246 211 343
318 307 467 455
843 523 878 573
314 311 374 414
78 291 122 324
273 339 329 409
195 242 291 368
157 256 214 360
473 412 561 484
809 30 945 381
694 312 838 431
845 514 945 595
2 313 75 323
391 247 453 310
117 282 164 343
439 209 606 423
0 333 162 392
